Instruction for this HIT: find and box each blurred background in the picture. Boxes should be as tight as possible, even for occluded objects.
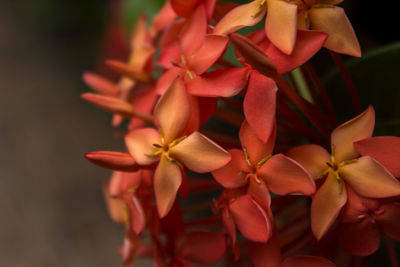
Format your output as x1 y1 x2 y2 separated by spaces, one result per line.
0 0 398 266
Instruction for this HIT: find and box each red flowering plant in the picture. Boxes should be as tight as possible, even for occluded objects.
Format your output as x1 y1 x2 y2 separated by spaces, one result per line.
82 0 400 266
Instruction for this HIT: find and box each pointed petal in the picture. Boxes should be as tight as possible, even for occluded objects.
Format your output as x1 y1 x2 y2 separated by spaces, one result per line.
155 67 183 95
154 156 182 218
152 1 176 33
154 77 190 143
179 4 207 57
103 184 128 225
340 156 400 198
158 41 181 69
180 231 226 265
281 256 335 267
244 72 277 143
331 105 375 162
262 30 328 74
354 136 400 177
213 0 267 35
265 0 297 55
257 154 315 196
170 132 231 173
105 60 151 83
229 194 271 242
129 86 158 130
230 34 277 77
125 128 161 165
309 6 361 57
125 194 146 234
248 178 271 211
84 151 138 172
311 173 347 240
81 93 133 117
376 203 400 242
212 149 250 188
187 67 249 97
287 144 331 179
338 219 380 256
109 171 142 197
82 72 120 96
188 35 228 74
170 0 199 18
239 119 275 165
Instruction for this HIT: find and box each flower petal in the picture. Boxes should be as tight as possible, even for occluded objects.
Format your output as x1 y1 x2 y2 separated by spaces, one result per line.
188 35 229 75
187 67 249 97
155 67 183 95
125 128 161 165
152 1 176 33
229 194 271 242
213 0 267 35
180 231 226 265
340 156 400 198
257 154 315 196
154 77 190 143
239 119 276 165
244 72 277 144
248 178 271 211
170 132 231 173
331 105 375 162
221 206 237 245
81 93 133 117
170 0 199 18
311 173 347 240
84 151 138 172
287 144 331 179
376 203 400 242
281 256 335 267
354 136 400 177
154 156 182 218
248 233 281 267
125 193 146 234
338 218 381 256
265 0 297 55
309 6 361 57
109 171 142 197
212 149 250 188
179 4 207 57
82 72 120 96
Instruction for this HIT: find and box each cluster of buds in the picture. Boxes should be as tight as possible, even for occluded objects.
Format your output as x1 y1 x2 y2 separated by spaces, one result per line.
82 0 400 266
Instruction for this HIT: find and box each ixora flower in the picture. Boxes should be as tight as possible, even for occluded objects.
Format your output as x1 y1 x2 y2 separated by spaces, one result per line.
213 0 360 57
288 106 400 240
125 77 231 217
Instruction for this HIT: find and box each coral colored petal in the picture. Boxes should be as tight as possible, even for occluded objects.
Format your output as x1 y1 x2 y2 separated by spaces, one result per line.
170 0 199 17
261 30 328 74
257 154 316 196
311 173 347 240
82 72 119 97
248 178 271 210
129 86 158 130
158 41 181 69
265 0 297 55
184 95 201 133
339 185 370 223
155 67 183 95
106 60 151 83
354 136 400 177
338 218 381 256
228 195 271 242
125 128 161 165
81 93 133 117
244 72 277 144
187 67 249 97
152 1 176 33
309 6 361 57
248 234 281 267
109 171 141 197
154 77 191 143
84 151 138 172
230 34 277 77
212 149 250 188
287 144 331 179
281 256 336 267
180 231 226 265
239 119 275 165
221 207 237 245
340 156 400 198
179 4 207 58
213 0 266 35
331 105 375 162
125 194 146 234
170 132 231 173
189 35 229 75
376 203 400 242
154 156 182 218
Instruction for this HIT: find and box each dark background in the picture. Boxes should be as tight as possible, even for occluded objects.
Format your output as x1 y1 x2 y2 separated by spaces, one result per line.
0 0 398 266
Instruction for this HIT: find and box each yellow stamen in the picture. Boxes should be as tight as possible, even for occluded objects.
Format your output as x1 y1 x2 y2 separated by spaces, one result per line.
257 154 271 167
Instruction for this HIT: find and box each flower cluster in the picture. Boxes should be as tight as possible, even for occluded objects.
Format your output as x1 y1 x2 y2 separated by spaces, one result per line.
82 0 400 266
